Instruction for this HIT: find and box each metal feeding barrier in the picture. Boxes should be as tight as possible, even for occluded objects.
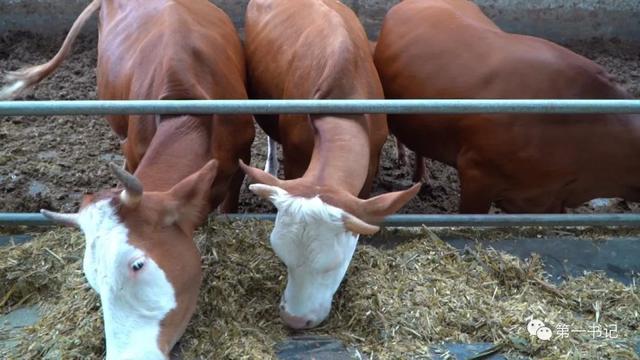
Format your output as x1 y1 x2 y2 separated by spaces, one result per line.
1 99 640 116
2 212 640 227
1 99 640 228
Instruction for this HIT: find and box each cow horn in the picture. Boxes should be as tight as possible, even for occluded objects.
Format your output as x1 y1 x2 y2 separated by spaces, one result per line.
40 209 79 227
109 162 143 206
342 212 380 235
248 183 281 201
238 159 283 187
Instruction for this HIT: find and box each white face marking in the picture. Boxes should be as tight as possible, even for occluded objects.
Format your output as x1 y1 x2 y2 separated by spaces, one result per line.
78 200 176 360
267 188 358 328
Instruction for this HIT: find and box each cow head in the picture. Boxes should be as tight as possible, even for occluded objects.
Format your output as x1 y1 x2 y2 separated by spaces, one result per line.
240 160 420 329
41 160 218 359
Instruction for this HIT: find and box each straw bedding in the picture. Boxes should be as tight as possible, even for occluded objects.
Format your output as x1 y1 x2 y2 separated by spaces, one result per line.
1 222 639 359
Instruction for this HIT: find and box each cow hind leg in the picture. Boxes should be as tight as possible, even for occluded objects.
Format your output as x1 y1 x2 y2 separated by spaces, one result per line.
264 136 279 176
413 155 427 183
220 151 251 213
395 137 408 167
219 168 244 213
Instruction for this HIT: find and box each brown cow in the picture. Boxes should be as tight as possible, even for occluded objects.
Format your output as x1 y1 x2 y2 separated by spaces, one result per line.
2 0 254 358
374 0 640 213
240 0 420 329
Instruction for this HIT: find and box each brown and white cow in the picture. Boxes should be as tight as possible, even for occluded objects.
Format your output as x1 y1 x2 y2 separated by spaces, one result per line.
241 0 420 329
2 0 254 358
374 0 640 213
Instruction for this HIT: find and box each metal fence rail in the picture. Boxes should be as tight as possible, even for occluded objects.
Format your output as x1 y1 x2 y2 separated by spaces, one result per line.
2 213 640 228
1 99 640 116
1 99 640 228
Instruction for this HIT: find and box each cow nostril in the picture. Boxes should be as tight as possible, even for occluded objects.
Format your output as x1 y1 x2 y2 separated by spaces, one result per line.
279 304 285 311
305 320 312 327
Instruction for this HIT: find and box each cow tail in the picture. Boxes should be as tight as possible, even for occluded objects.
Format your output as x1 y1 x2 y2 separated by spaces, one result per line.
0 0 101 99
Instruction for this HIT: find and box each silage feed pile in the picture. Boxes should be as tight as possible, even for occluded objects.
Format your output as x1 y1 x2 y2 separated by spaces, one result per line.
1 222 639 359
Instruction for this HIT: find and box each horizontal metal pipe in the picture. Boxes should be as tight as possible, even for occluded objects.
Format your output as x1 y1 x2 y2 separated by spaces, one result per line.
378 214 640 227
0 213 54 226
1 99 640 116
2 213 640 228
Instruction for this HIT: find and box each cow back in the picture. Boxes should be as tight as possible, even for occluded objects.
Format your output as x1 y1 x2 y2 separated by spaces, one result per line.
97 0 254 180
245 0 387 186
374 0 640 212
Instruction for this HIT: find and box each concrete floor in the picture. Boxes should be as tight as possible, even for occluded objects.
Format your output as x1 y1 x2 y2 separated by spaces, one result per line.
442 235 640 285
0 306 39 358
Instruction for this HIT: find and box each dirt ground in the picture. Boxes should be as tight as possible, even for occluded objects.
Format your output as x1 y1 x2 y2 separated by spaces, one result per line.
0 32 639 214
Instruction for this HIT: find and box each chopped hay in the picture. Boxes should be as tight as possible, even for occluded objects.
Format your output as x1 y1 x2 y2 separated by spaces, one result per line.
1 222 639 359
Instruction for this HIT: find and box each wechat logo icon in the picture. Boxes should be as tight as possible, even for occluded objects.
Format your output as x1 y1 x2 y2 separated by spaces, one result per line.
527 318 553 341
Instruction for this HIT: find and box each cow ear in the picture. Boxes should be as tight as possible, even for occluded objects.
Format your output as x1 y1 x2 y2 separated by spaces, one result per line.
359 183 421 219
238 159 282 187
163 160 218 232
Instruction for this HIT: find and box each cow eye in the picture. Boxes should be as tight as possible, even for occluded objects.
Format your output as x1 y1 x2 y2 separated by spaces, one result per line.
131 259 145 271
